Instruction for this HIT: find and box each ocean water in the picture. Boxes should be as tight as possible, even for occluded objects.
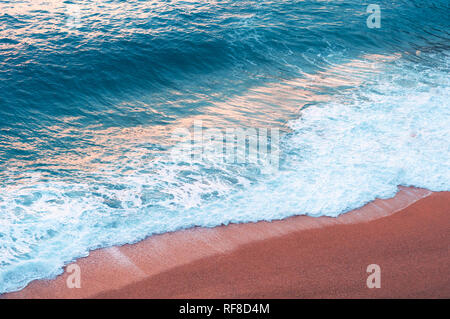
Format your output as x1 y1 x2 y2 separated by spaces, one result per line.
0 0 449 294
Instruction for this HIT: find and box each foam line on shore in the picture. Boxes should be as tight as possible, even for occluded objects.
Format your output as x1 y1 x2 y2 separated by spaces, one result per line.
2 186 439 299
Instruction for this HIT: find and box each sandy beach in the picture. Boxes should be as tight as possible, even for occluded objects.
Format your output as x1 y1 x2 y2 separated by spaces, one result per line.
3 187 449 299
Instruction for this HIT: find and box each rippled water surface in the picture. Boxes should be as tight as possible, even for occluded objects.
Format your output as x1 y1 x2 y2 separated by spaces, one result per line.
0 0 449 293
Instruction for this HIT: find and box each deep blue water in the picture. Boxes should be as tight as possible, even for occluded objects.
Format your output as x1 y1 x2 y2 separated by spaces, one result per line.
0 0 449 294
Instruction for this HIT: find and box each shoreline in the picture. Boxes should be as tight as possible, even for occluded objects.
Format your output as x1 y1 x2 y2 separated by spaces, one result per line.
3 187 449 298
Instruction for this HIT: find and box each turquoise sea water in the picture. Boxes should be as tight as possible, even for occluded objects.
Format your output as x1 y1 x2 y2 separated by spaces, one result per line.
0 0 449 293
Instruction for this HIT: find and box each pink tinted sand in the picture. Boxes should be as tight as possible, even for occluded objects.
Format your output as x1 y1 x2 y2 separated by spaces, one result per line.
3 187 449 298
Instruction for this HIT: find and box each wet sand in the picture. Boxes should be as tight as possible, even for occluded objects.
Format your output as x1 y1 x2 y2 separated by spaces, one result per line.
4 187 449 298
